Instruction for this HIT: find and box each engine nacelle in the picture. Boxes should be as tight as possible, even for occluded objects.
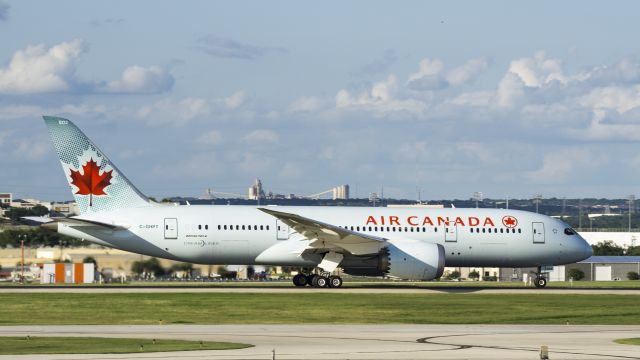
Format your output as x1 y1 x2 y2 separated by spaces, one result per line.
341 240 445 281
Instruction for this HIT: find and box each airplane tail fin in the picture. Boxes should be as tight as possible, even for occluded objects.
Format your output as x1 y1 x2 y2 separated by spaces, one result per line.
43 116 153 214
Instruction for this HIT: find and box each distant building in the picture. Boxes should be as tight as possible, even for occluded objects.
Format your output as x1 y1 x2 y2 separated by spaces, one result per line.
333 185 350 200
248 178 266 200
0 193 11 205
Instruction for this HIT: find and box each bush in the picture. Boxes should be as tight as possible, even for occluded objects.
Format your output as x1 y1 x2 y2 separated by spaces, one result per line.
482 276 497 281
568 268 585 281
446 270 461 280
627 271 640 280
468 270 480 280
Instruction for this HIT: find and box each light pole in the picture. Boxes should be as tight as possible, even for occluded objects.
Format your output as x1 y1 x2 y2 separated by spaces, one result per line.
533 194 542 214
628 195 635 233
18 234 26 285
473 192 483 208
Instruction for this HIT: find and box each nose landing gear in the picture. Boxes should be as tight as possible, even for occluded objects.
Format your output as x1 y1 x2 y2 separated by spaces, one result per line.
533 266 548 288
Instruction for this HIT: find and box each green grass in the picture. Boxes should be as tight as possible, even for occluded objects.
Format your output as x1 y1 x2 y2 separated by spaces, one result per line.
615 338 640 345
0 336 251 355
0 293 639 325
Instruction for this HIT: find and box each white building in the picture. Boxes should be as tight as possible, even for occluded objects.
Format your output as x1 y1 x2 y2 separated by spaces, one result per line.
248 178 265 200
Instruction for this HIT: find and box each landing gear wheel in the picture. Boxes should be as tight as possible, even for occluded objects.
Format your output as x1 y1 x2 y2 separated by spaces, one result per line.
292 274 308 287
328 276 343 288
534 276 547 288
315 276 328 288
307 274 318 287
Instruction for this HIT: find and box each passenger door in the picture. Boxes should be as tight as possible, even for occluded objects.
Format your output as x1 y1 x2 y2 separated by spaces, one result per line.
164 218 178 239
532 222 545 244
276 219 289 240
445 223 457 242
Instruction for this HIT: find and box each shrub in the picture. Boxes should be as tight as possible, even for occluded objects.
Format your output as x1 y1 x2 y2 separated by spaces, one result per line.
468 270 480 280
627 271 640 280
482 276 497 281
445 270 461 280
568 268 585 281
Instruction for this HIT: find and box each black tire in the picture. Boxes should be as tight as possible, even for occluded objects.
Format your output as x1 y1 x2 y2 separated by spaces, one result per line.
307 274 318 287
315 276 328 288
292 274 307 287
328 276 343 288
534 276 547 288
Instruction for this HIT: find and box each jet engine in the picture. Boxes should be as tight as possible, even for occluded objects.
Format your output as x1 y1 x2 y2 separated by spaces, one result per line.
340 240 445 281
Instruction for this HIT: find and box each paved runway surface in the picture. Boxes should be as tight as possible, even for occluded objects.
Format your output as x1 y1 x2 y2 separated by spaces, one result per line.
1 325 639 359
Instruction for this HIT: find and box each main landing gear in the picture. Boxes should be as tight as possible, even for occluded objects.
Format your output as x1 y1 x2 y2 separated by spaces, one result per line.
292 273 343 288
533 266 547 288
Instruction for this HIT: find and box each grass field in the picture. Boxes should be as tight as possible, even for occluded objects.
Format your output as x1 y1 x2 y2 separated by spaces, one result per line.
614 338 640 345
0 293 639 325
0 337 251 355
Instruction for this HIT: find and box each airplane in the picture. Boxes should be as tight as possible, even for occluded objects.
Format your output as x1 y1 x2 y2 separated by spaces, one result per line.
29 116 593 288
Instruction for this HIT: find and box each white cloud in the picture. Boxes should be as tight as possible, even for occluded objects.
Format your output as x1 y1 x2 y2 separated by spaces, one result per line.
137 97 210 125
525 149 605 183
446 58 488 86
224 91 245 109
507 51 566 87
99 65 174 94
408 58 444 82
288 96 323 112
0 103 107 120
197 130 223 145
0 39 86 94
336 75 426 116
244 129 279 144
0 40 174 95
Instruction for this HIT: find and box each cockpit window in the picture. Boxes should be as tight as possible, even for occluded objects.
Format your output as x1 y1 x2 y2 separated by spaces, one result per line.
564 228 576 235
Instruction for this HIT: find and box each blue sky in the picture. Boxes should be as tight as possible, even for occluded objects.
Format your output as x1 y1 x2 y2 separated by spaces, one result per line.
1 1 640 201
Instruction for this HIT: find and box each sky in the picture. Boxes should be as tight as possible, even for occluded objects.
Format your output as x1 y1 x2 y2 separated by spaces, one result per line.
1 1 640 201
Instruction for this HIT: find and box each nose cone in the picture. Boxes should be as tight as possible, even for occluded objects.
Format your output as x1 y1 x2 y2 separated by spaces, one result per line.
575 235 593 261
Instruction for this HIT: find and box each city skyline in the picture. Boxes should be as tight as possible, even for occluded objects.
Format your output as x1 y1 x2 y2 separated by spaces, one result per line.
2 1 640 201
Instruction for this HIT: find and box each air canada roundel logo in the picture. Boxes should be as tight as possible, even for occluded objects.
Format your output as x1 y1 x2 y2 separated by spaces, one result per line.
502 215 518 228
69 158 112 207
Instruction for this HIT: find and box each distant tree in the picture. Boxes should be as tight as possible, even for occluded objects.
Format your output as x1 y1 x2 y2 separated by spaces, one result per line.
628 272 640 280
6 205 49 221
446 270 461 280
625 246 640 256
83 256 97 269
144 257 165 277
568 268 585 280
591 241 625 256
131 260 144 275
468 270 480 280
147 197 157 202
247 266 255 279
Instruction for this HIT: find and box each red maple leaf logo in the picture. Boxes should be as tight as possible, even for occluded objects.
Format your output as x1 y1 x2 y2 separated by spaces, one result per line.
69 158 112 207
502 216 518 228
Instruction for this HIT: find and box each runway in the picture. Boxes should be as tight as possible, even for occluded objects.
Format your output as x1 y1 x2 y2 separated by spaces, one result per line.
1 325 639 359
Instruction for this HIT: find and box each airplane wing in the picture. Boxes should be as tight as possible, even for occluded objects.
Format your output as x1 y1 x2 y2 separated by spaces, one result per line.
21 216 129 230
258 208 384 256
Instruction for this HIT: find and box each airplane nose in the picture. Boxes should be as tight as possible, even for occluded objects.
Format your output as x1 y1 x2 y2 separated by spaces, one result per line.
577 235 593 260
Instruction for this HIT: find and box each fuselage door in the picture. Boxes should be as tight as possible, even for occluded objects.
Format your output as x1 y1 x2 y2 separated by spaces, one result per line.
445 223 458 242
532 222 545 244
276 219 289 240
164 218 178 239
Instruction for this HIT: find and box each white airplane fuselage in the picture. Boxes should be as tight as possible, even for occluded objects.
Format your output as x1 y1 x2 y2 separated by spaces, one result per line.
58 205 592 268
